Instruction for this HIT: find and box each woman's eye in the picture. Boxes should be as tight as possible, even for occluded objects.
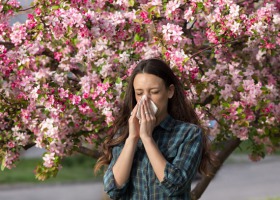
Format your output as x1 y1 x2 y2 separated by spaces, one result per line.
136 93 142 96
151 91 159 94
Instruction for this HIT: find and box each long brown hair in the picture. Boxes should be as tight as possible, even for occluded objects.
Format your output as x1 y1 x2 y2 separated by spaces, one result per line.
94 58 216 175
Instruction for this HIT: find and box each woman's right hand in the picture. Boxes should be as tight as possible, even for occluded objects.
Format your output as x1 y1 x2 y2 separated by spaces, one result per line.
128 104 140 140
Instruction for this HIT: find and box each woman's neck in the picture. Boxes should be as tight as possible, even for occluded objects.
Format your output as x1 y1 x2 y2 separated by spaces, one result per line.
155 112 168 126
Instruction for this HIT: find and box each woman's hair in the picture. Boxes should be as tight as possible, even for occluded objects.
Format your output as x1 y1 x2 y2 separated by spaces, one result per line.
94 58 217 175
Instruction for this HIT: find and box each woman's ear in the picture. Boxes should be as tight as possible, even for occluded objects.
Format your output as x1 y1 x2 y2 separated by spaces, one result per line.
168 84 175 99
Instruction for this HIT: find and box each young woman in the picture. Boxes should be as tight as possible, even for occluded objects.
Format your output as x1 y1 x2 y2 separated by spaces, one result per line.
95 58 215 199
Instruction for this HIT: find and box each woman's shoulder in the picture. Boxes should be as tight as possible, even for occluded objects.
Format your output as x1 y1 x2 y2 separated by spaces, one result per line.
158 117 202 156
173 118 202 132
169 118 203 142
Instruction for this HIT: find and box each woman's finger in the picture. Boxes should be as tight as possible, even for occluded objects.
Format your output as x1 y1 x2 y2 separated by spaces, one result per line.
129 103 138 117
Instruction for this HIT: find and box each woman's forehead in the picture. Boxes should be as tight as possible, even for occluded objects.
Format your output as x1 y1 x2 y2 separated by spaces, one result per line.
133 73 164 89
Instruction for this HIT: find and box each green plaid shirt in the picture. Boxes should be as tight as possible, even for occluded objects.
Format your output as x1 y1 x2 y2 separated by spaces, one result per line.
104 115 202 200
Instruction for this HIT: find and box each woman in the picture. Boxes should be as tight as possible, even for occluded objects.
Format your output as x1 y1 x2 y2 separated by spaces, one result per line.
95 58 215 199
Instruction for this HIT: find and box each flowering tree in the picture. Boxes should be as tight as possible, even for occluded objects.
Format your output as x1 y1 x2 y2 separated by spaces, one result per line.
1 0 279 199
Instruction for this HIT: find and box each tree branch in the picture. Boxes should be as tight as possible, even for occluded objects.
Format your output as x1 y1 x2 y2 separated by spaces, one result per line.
191 138 241 200
23 142 36 150
18 6 35 12
76 146 100 159
188 37 246 61
0 41 15 50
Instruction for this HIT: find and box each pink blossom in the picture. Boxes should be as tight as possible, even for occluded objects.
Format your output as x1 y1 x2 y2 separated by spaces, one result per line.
40 118 58 138
58 8 85 28
82 92 89 99
184 7 194 21
71 95 81 105
102 108 115 125
231 125 249 140
100 63 113 78
85 134 99 144
7 0 20 7
3 151 19 169
141 43 161 60
245 109 255 121
12 126 30 146
58 88 69 99
229 21 241 34
43 153 56 168
206 29 219 44
79 76 91 94
10 23 27 46
220 84 234 100
229 4 240 18
49 141 67 156
249 21 267 35
79 103 92 114
162 23 183 43
165 0 182 19
139 11 149 20
35 8 41 15
95 96 107 108
54 52 63 61
21 109 31 124
7 141 16 148
119 51 130 64
53 73 66 86
193 31 204 46
243 80 260 91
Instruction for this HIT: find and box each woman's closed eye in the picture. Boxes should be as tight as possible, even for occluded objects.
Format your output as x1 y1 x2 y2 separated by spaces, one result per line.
151 91 159 94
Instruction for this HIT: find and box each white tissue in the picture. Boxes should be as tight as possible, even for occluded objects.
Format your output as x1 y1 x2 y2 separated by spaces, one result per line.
136 95 158 120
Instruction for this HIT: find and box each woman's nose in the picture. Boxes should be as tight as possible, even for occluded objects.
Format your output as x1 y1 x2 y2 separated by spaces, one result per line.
144 93 151 99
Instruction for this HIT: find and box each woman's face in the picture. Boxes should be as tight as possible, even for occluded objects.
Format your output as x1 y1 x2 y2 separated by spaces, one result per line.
133 73 174 121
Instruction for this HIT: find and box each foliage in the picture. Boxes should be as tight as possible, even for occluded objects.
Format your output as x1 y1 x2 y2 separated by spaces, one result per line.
0 0 279 181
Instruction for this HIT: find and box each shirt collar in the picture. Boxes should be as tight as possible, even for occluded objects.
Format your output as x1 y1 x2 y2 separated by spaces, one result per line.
158 114 175 132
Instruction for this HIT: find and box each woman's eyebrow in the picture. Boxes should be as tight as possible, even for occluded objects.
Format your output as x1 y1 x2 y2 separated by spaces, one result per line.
134 87 160 91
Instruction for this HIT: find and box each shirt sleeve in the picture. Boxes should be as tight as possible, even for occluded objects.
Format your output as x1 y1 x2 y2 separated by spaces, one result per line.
159 125 203 196
103 144 129 199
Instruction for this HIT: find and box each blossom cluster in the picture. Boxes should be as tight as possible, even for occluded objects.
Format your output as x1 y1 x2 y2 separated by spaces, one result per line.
0 0 279 179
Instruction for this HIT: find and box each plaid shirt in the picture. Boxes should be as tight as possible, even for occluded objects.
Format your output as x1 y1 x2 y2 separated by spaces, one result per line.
104 115 203 200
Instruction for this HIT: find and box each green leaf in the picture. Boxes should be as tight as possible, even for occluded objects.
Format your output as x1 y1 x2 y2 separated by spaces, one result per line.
183 57 190 62
128 0 134 7
237 85 244 92
197 2 204 9
51 5 60 10
37 23 44 30
116 77 122 84
237 108 243 114
134 33 142 42
222 102 230 108
18 65 24 70
148 6 157 13
1 158 6 171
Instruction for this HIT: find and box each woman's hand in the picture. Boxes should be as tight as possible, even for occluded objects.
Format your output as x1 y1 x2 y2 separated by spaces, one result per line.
128 104 140 140
139 98 157 140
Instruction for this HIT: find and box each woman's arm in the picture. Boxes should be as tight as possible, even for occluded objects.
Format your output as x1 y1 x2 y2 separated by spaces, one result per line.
112 136 138 188
112 104 140 187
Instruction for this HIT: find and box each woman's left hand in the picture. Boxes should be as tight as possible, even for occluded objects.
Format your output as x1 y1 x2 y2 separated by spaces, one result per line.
139 98 157 139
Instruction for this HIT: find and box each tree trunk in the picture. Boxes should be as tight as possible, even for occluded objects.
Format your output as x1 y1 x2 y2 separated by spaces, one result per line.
191 138 241 200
